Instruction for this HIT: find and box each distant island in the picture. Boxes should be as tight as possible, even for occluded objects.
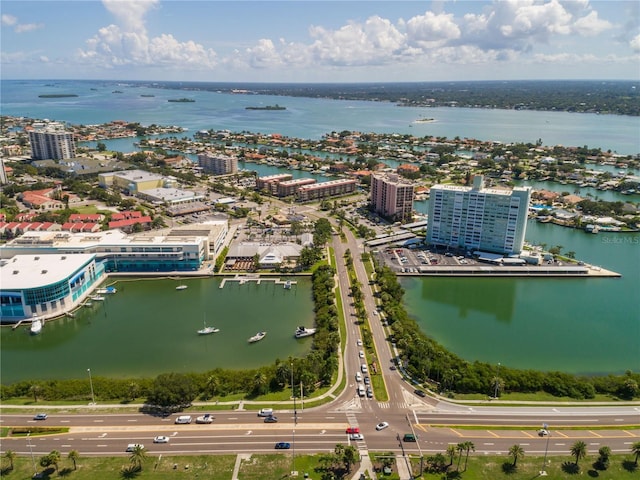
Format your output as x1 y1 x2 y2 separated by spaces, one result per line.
112 90 123 94
140 94 155 97
245 104 286 110
38 94 78 98
168 98 195 102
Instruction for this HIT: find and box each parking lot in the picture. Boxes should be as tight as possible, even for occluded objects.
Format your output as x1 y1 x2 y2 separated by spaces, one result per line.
376 246 478 274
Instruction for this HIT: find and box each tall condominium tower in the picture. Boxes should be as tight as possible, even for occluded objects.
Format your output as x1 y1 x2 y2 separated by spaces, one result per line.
370 173 414 223
197 153 238 175
28 122 76 160
426 175 531 255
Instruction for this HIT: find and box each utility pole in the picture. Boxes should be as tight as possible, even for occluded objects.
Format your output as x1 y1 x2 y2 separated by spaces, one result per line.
540 423 550 476
27 432 37 477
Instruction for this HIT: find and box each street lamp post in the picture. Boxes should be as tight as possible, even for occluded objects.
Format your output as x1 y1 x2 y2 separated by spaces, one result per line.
87 368 96 405
291 362 297 477
27 432 37 477
540 423 550 476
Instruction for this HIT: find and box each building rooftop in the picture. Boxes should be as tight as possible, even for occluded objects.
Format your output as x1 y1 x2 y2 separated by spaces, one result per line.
1 253 95 290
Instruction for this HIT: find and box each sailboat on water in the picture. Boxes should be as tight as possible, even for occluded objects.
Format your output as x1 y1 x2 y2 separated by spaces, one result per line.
197 314 219 335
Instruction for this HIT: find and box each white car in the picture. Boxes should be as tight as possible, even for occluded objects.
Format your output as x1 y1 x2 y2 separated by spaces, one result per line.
196 414 214 424
376 422 389 431
538 428 549 436
125 443 144 452
153 436 169 443
349 433 364 441
356 339 363 346
359 350 365 358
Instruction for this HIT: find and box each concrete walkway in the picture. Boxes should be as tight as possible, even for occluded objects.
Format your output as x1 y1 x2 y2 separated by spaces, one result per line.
395 455 412 480
232 453 252 480
351 449 377 480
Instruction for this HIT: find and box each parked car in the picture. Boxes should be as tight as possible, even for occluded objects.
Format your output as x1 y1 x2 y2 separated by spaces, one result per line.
538 428 549 436
376 422 389 431
196 414 214 424
275 442 291 449
153 436 169 443
33 413 48 420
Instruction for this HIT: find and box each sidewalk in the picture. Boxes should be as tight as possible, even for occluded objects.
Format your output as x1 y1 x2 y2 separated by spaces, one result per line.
351 449 376 480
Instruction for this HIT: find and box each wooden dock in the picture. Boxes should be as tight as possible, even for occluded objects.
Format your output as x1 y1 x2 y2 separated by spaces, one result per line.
219 275 297 289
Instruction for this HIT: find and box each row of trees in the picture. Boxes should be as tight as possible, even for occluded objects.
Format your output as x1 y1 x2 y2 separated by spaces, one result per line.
423 440 640 476
374 264 640 400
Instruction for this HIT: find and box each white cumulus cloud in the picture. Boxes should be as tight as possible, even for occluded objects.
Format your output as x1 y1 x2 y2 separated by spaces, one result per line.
573 11 612 36
405 11 461 49
631 34 640 52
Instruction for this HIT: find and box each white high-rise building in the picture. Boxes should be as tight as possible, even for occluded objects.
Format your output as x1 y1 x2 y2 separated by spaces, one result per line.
427 175 531 255
197 153 238 175
28 122 76 160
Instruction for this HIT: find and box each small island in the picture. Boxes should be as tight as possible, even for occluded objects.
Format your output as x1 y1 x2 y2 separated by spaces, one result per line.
38 94 79 98
245 104 286 110
112 90 123 94
168 98 195 102
140 94 155 97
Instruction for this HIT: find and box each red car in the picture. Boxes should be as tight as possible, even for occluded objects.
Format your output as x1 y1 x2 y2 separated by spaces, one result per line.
346 427 360 434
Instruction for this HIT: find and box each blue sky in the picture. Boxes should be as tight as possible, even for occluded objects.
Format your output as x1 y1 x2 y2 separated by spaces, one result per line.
2 1 639 82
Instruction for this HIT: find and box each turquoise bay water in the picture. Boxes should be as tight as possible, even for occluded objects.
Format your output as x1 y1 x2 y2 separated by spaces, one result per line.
0 277 314 383
402 221 640 375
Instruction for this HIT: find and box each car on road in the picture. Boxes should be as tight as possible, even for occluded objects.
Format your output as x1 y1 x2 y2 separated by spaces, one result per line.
126 443 144 452
359 350 365 358
538 428 549 436
33 413 48 420
346 427 360 434
389 365 397 371
196 414 214 424
403 433 417 442
175 415 192 424
356 339 363 346
275 442 291 449
349 433 364 440
375 422 389 431
414 389 427 398
153 436 169 443
366 387 373 398
264 415 278 423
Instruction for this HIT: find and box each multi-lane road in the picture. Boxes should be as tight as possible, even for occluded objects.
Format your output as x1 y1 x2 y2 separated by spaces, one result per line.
1 209 639 459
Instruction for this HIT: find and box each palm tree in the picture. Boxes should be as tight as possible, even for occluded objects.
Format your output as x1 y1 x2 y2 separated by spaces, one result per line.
446 444 456 466
456 442 465 470
508 444 525 467
463 441 475 471
3 450 16 470
68 450 80 470
631 441 640 466
252 371 267 396
570 440 587 466
129 445 146 470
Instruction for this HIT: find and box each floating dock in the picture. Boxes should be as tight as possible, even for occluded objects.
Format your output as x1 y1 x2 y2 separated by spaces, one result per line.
219 275 297 289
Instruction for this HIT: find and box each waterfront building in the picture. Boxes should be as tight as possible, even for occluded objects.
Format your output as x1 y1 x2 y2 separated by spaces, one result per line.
27 122 76 160
256 174 293 194
276 178 316 197
197 153 238 175
0 226 225 265
296 178 357 202
426 175 531 255
0 253 104 323
370 173 414 223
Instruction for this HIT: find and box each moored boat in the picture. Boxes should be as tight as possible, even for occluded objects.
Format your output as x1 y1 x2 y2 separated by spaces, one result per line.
198 326 220 335
176 285 188 291
248 331 267 343
295 326 316 338
30 317 43 335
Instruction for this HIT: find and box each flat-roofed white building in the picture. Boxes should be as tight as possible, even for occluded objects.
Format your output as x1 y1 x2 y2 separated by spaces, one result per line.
98 169 171 194
0 253 102 322
137 187 205 206
427 175 531 255
296 178 357 202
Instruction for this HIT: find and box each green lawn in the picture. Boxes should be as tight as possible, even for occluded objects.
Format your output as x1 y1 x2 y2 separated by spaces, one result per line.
1 452 637 479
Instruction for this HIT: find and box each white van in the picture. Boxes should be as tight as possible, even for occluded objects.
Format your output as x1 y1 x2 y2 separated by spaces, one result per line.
174 415 192 424
257 408 273 417
355 371 362 382
357 385 365 397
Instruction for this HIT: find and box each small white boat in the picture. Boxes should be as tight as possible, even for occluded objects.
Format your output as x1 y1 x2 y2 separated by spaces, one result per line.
248 331 267 343
198 326 220 335
295 326 316 338
176 285 188 291
284 280 292 289
90 295 105 301
30 317 43 335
